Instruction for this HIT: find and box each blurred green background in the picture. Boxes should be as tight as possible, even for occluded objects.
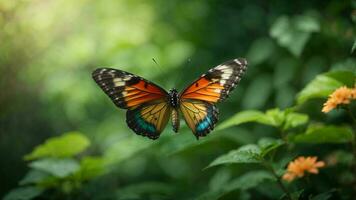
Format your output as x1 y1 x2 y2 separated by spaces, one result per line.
0 0 355 199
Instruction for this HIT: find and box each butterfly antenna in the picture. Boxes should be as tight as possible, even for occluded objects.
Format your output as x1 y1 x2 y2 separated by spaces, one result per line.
152 58 163 74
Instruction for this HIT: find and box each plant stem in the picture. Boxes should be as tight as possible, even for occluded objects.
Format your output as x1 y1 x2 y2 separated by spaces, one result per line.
264 162 293 200
278 128 288 144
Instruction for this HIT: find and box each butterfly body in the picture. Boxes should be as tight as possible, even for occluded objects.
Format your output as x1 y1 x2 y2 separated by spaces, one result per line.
167 88 180 133
93 58 247 140
171 108 180 133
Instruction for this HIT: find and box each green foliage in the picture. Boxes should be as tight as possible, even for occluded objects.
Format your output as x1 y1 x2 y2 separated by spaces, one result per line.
3 187 43 200
207 138 284 169
293 125 354 144
198 170 275 200
270 14 319 57
24 132 90 160
206 145 262 168
226 171 275 191
218 108 308 131
10 132 106 197
19 170 50 186
217 110 267 130
29 158 80 178
297 71 356 105
258 138 284 157
75 156 106 180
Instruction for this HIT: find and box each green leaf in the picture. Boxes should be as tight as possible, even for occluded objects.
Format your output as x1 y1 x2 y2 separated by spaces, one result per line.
218 108 308 131
297 71 355 105
293 125 354 144
29 158 80 178
75 156 106 180
206 145 262 169
217 110 266 130
3 187 44 200
264 108 286 127
19 170 50 185
326 71 356 87
270 14 319 57
226 170 275 191
257 138 285 157
283 112 309 131
297 75 342 105
25 132 90 160
294 15 320 32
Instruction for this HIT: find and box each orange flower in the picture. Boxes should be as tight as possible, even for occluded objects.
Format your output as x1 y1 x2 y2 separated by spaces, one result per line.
282 156 325 182
322 86 356 113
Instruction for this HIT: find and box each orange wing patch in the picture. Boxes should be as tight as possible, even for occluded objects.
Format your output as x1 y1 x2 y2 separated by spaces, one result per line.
180 78 224 102
93 68 168 109
121 80 166 107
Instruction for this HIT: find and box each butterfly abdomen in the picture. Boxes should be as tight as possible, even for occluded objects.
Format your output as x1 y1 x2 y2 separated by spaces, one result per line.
171 109 180 132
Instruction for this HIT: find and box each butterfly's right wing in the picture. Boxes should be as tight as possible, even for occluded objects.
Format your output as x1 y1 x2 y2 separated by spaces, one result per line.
179 58 247 139
179 99 219 139
179 58 247 103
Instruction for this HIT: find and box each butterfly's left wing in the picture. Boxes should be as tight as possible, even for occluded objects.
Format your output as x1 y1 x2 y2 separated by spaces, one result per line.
92 68 168 109
126 100 172 139
92 68 171 139
179 58 248 138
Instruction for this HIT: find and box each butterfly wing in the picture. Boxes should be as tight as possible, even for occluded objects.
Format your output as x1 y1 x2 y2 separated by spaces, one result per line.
180 58 247 103
92 68 168 109
180 99 219 139
92 68 171 139
126 100 172 139
179 58 247 138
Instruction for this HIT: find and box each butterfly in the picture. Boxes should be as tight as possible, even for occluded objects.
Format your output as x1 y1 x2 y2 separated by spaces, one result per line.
92 58 247 140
